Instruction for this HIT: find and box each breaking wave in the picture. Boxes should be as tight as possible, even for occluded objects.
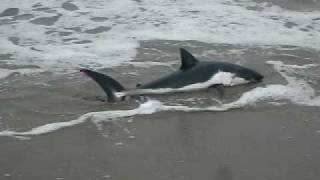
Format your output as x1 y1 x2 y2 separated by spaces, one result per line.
0 0 319 72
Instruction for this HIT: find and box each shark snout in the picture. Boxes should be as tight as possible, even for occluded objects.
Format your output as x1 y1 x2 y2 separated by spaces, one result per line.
254 73 264 82
239 70 264 83
249 73 263 83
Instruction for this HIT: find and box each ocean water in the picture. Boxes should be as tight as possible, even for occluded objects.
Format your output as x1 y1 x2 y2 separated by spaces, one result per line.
0 0 319 72
0 1 320 179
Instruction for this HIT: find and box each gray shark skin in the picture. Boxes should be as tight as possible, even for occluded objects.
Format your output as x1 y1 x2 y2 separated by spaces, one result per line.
80 48 263 102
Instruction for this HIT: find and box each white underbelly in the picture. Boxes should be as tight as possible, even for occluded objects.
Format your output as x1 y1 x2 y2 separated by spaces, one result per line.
183 71 249 89
115 71 249 97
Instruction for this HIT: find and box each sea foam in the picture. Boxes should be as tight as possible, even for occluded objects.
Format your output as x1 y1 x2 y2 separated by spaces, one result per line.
0 0 319 73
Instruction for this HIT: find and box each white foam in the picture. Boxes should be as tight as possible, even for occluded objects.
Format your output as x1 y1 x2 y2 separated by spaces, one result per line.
226 60 320 107
0 100 167 138
0 68 44 80
1 0 319 73
0 99 227 139
0 116 87 139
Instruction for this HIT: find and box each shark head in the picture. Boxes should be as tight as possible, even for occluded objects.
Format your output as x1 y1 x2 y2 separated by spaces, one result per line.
235 67 264 82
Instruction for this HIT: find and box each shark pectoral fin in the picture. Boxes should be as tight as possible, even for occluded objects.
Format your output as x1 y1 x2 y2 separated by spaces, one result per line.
216 85 225 99
210 84 225 99
179 48 199 70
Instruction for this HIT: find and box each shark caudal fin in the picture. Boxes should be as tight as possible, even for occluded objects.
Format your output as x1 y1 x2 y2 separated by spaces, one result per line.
80 69 125 102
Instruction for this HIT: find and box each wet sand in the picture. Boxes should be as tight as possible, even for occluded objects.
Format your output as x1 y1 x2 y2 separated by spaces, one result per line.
1 106 320 180
0 41 320 180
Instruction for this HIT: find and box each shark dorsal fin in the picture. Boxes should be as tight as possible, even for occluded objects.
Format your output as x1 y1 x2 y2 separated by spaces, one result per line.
180 48 199 70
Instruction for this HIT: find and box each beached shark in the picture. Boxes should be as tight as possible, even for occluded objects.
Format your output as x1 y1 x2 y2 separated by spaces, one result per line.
80 48 263 102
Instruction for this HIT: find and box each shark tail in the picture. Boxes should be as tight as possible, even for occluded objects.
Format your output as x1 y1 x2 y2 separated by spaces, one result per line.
80 69 126 102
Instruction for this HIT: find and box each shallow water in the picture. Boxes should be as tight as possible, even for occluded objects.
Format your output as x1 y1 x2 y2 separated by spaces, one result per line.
1 40 320 180
1 0 320 180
